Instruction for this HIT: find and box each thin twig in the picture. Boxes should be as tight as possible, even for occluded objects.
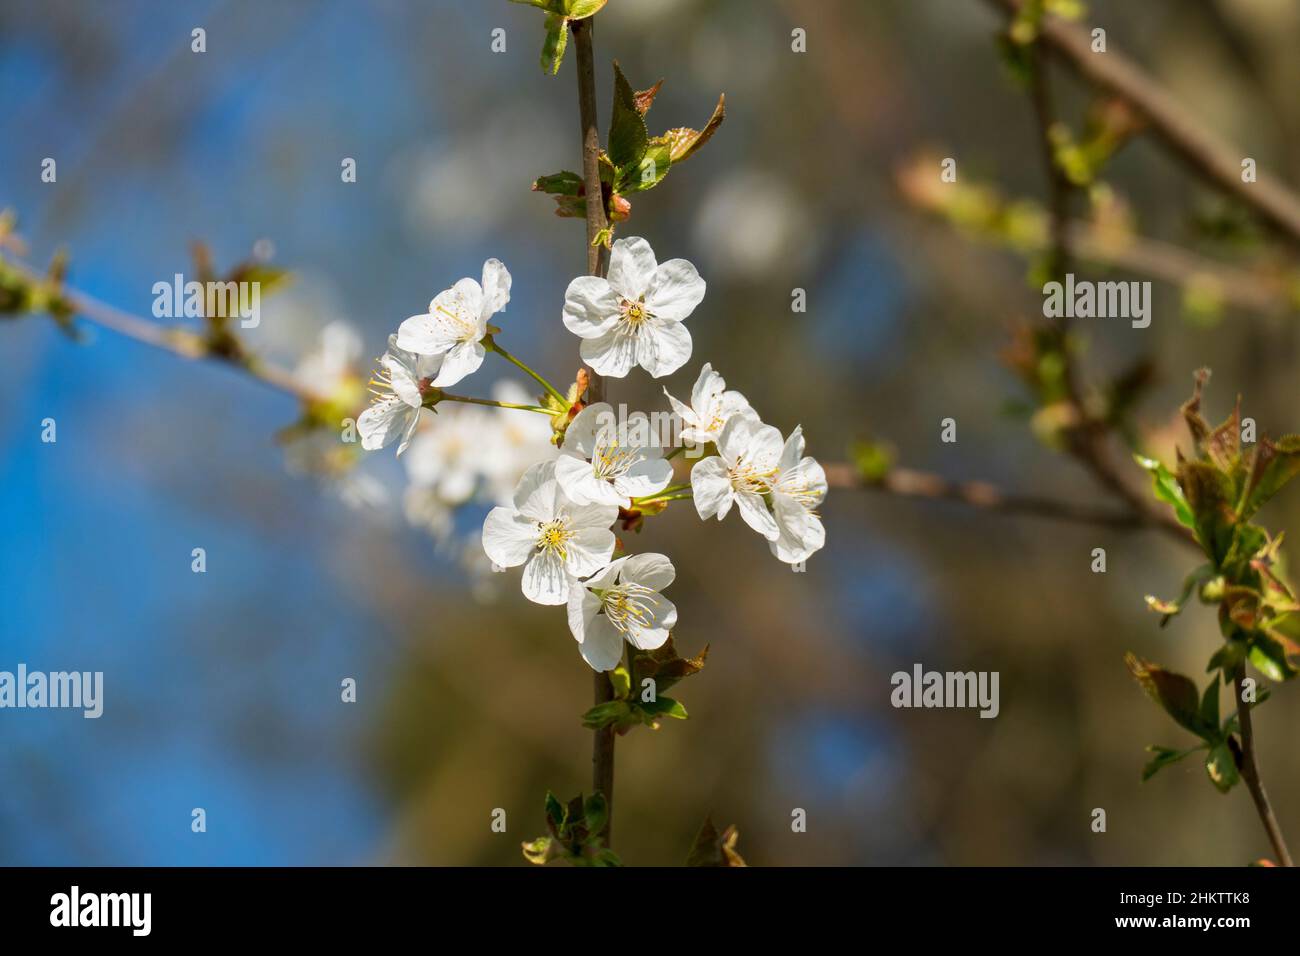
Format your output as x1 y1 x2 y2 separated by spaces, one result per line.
1026 43 1196 550
1233 664 1294 865
984 0 1300 246
1232 663 1293 866
826 462 1165 532
571 13 616 846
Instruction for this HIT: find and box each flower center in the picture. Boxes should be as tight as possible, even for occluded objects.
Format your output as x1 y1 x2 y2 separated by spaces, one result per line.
596 582 658 635
592 434 639 480
536 517 574 557
435 301 479 343
729 454 778 496
620 298 650 330
366 363 398 405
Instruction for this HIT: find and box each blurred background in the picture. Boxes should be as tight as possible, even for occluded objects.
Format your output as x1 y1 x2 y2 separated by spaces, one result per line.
2 0 1299 865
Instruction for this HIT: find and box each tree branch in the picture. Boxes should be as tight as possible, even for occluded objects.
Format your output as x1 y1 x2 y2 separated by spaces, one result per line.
570 13 616 846
984 0 1300 246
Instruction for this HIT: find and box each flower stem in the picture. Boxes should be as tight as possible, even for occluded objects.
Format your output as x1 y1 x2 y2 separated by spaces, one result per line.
635 491 694 507
633 483 691 505
429 391 552 415
484 336 568 406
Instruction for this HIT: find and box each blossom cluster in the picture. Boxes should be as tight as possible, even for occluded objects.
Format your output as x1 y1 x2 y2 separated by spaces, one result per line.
356 237 826 672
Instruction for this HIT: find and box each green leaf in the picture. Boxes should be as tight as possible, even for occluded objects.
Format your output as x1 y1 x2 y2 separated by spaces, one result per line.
583 792 608 836
1180 458 1237 564
541 13 568 75
521 835 556 865
609 665 631 700
1207 639 1248 674
581 699 632 729
1125 653 1215 738
544 790 565 830
1141 744 1202 782
1143 563 1214 625
618 140 672 193
1242 435 1300 519
630 635 708 693
608 62 649 170
657 94 726 163
1198 673 1221 730
564 0 608 18
1135 455 1195 531
532 171 584 196
641 695 688 719
686 817 747 867
1205 742 1240 793
1248 629 1300 681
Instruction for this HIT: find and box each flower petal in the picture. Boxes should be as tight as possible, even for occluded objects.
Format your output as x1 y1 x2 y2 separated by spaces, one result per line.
620 552 675 591
625 594 675 651
563 402 612 458
565 526 616 578
395 312 456 356
577 614 625 672
770 493 826 563
690 456 733 519
607 236 658 301
358 399 412 451
637 317 692 378
615 456 673 499
522 548 570 605
736 490 780 540
646 258 705 321
562 276 620 338
431 339 485 387
513 460 558 521
580 324 638 378
482 506 538 568
479 258 511 319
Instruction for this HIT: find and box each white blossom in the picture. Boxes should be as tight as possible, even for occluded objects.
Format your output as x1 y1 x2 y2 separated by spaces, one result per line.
482 461 618 605
562 236 703 378
482 380 558 504
663 362 753 448
767 426 827 564
554 402 672 507
357 335 441 456
395 258 511 387
403 404 487 506
689 412 784 540
567 554 677 672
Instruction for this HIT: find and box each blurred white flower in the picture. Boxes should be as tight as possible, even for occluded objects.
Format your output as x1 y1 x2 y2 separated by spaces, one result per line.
555 402 672 507
483 380 557 504
663 362 753 448
403 405 486 506
357 335 441 455
402 485 456 542
693 170 814 279
396 259 511 387
481 461 617 605
294 320 363 395
767 425 827 564
567 554 677 672
562 237 703 378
